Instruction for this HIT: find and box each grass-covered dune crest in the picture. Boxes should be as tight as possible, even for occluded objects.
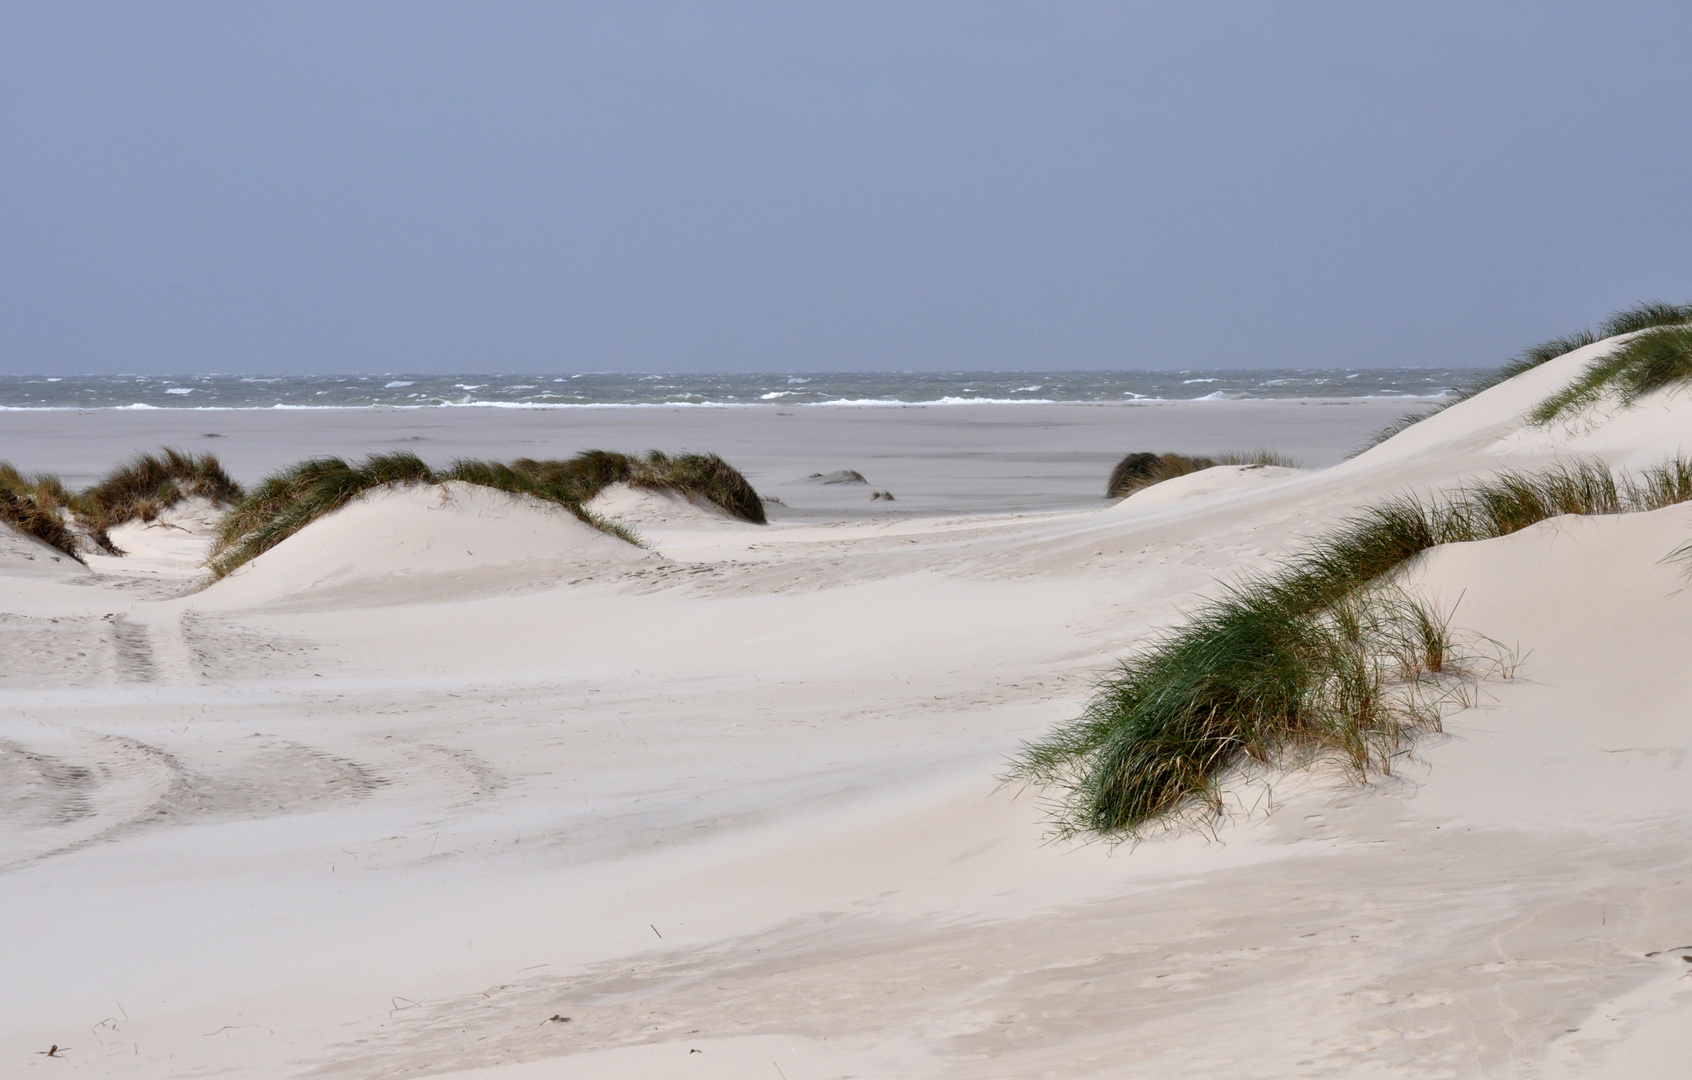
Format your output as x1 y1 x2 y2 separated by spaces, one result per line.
77 449 243 543
1010 458 1692 839
193 478 656 609
206 449 764 580
1529 324 1692 425
1357 299 1692 455
0 448 242 560
485 450 767 525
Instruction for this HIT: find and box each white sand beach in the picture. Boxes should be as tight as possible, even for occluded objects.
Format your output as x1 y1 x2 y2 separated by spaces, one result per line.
3 383 1691 1079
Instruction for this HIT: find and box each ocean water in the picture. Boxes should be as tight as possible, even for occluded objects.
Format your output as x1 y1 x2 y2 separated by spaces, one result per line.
0 370 1472 410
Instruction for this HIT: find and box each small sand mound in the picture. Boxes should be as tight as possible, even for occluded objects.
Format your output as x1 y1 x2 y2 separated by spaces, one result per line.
1108 464 1304 511
584 481 757 531
103 497 224 553
198 482 650 609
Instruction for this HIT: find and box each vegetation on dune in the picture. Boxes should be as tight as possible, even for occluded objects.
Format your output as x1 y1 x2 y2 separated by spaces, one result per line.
1595 300 1692 338
73 449 244 549
0 463 80 560
1356 331 1598 453
1 445 764 577
1529 325 1692 425
207 452 437 579
1013 458 1692 839
592 450 766 524
1357 299 1692 454
433 457 641 546
1107 449 1299 499
206 448 764 579
443 451 766 524
1 449 243 560
1108 453 1211 498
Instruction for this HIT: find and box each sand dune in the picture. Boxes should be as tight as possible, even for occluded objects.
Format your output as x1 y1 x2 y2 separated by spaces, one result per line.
200 481 653 610
2 379 1690 1076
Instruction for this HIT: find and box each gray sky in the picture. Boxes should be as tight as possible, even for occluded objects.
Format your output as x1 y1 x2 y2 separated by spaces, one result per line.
3 2 1690 375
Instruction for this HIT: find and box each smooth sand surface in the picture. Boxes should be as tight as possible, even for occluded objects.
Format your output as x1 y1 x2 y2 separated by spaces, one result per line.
3 383 1690 1077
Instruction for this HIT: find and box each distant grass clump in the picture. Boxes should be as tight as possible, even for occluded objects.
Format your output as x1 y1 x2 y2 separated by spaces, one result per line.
206 449 764 579
601 450 767 524
0 463 80 560
1357 299 1692 454
1 449 243 560
1013 458 1692 838
447 451 766 524
1107 449 1299 499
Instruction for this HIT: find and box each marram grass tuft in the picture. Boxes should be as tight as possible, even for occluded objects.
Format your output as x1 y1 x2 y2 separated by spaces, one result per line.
73 448 244 551
1530 325 1692 425
1011 458 1692 839
1 451 243 560
0 462 80 560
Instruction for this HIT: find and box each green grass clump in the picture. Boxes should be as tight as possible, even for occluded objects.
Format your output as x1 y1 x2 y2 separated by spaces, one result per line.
1108 453 1212 498
1529 325 1692 424
444 451 766 523
73 448 244 547
1108 449 1298 499
2 449 243 559
1013 458 1692 838
447 451 765 523
633 451 767 523
207 452 436 578
434 458 641 546
1356 298 1692 454
206 448 764 579
1596 300 1692 337
0 463 80 560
